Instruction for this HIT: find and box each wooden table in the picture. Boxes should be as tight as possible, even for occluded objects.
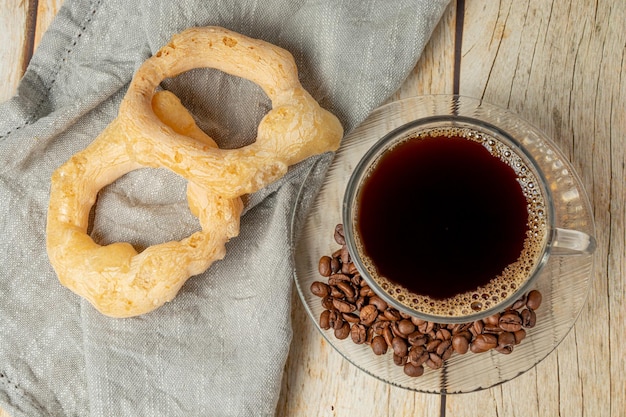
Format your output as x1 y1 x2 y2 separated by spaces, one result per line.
1 1 624 416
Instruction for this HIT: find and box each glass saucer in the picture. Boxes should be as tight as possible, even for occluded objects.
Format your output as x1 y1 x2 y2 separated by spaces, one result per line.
290 95 595 394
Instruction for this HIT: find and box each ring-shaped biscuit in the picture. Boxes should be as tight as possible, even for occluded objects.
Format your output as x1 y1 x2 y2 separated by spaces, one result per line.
46 27 342 318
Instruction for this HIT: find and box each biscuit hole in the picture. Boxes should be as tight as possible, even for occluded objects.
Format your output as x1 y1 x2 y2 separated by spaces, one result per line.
159 68 271 149
89 168 201 252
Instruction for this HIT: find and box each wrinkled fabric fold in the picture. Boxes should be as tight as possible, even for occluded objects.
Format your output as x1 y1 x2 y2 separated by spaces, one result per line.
0 0 449 415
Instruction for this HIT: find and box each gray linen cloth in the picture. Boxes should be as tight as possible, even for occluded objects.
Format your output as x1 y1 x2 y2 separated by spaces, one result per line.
0 0 449 415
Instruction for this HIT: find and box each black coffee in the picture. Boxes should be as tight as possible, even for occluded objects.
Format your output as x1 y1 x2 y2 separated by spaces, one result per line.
356 133 530 300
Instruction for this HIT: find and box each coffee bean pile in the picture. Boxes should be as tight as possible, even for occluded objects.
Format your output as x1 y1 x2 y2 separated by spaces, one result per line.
310 224 543 378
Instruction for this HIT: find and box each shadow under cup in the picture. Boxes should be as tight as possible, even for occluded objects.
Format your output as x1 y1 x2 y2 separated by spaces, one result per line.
342 116 596 324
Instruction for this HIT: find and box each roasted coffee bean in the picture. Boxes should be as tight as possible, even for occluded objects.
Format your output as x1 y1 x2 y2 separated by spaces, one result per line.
436 339 452 356
452 334 470 354
408 345 424 362
345 294 357 303
355 296 367 310
342 312 361 323
371 320 389 335
513 329 527 344
426 353 443 370
318 256 332 277
310 281 330 298
426 339 442 352
441 344 455 361
347 263 359 275
320 310 331 330
408 331 427 347
418 321 435 334
435 328 452 341
397 319 416 336
457 330 472 341
471 320 484 336
330 257 341 274
511 295 527 310
495 344 514 354
351 323 367 344
470 334 497 353
351 274 362 287
456 323 473 334
483 313 501 327
369 296 388 312
388 321 403 338
382 326 394 348
335 321 351 339
371 336 388 355
359 304 378 326
392 337 409 357
483 324 504 334
328 273 350 284
404 362 425 377
359 285 375 298
526 290 542 310
327 313 337 331
411 317 426 327
521 308 537 328
448 324 462 334
340 245 350 264
332 298 356 313
394 353 408 366
336 281 355 298
499 311 523 332
330 285 344 299
414 350 430 365
321 297 335 311
332 315 344 331
520 308 530 326
498 332 516 350
334 224 346 245
384 309 402 321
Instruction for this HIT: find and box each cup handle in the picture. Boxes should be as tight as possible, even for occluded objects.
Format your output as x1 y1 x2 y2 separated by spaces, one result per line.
551 227 596 255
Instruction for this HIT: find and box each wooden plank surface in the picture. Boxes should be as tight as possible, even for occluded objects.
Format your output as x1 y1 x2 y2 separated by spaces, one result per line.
0 0 30 103
1 0 624 416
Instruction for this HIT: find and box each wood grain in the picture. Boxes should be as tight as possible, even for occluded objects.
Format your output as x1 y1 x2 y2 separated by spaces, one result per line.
0 0 30 102
1 0 624 416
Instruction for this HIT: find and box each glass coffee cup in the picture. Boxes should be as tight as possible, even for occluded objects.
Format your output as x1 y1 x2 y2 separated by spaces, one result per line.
342 115 596 324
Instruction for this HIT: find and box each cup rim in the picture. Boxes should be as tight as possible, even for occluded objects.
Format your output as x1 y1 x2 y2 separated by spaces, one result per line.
342 114 556 323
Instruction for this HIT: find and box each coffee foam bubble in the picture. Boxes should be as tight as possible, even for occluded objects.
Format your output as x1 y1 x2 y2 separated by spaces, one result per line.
353 126 548 319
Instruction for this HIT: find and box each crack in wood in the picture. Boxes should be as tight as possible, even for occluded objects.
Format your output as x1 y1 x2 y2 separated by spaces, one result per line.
453 0 465 96
21 0 39 74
